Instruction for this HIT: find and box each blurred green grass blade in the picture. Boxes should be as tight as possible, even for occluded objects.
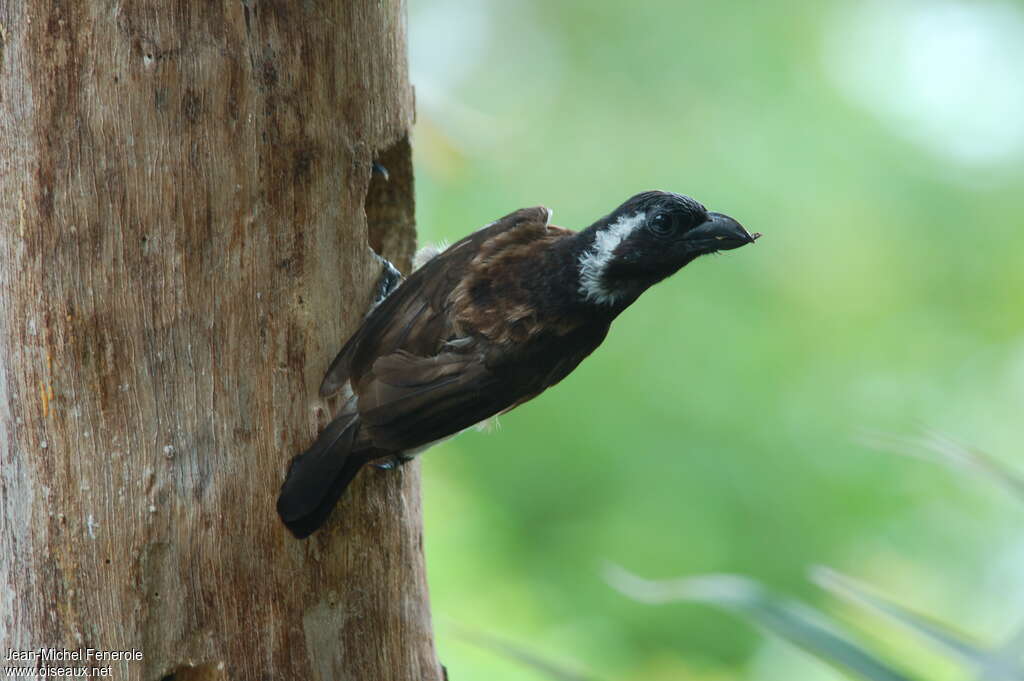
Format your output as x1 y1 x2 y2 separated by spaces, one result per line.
812 567 990 662
861 430 1024 503
605 564 918 681
812 567 1024 681
449 625 602 681
988 624 1024 681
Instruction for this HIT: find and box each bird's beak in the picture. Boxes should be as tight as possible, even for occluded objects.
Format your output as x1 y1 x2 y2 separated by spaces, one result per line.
685 212 760 251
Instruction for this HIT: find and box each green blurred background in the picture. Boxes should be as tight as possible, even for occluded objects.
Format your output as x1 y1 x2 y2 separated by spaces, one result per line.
407 1 1024 679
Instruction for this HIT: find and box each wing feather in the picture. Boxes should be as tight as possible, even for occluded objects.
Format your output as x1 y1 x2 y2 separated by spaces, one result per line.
320 207 552 395
360 358 500 451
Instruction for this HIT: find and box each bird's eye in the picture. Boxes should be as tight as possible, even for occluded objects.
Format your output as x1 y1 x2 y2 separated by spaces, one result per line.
648 213 675 237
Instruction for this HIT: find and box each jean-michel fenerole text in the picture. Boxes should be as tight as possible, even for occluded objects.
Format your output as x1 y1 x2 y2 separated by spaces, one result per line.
5 648 143 663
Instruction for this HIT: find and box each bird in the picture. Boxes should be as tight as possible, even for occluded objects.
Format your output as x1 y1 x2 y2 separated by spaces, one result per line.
277 190 760 538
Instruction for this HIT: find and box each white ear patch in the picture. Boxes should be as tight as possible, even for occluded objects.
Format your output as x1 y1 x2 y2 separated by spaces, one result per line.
578 212 646 304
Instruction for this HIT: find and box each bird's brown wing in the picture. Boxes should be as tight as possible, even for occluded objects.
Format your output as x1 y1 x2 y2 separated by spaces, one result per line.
355 350 500 450
319 206 553 397
321 206 607 453
356 323 609 452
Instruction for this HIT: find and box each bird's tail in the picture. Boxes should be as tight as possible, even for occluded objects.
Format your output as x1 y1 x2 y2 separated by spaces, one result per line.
277 407 369 539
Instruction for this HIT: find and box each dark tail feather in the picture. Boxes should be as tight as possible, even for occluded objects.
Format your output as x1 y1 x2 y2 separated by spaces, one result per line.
277 410 367 539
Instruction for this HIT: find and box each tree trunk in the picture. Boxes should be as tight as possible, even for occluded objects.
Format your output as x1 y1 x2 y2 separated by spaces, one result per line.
0 2 441 680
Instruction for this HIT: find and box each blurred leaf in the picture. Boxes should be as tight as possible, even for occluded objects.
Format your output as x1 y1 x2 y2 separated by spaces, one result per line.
812 567 1024 681
989 624 1024 681
861 430 1024 503
605 564 918 681
449 624 602 681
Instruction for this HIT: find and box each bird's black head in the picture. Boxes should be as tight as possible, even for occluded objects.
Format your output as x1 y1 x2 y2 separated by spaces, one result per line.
577 190 759 307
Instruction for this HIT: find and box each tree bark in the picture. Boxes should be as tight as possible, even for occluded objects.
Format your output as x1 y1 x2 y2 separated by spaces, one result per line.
0 2 441 680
